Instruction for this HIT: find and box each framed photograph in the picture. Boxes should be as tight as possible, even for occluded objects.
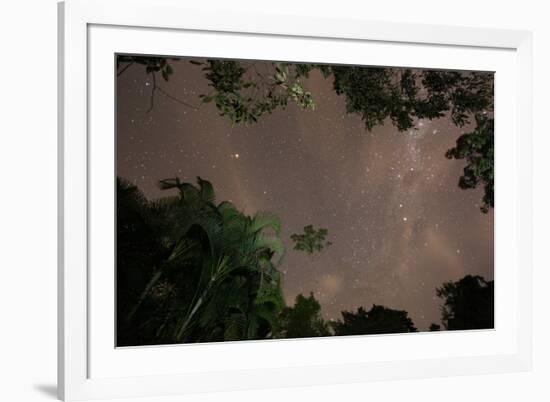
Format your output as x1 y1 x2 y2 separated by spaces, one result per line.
58 0 533 400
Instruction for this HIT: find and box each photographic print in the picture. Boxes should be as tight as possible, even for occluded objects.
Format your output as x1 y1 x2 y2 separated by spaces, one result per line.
116 55 494 347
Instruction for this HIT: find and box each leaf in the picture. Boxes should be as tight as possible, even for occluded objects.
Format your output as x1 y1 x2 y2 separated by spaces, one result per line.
255 236 285 261
250 212 282 235
197 176 215 204
290 225 332 255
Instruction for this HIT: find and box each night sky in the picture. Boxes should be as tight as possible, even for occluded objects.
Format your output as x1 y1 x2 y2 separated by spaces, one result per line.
116 58 494 331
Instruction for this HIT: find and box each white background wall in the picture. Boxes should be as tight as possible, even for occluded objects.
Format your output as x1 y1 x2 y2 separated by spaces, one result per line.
0 1 547 401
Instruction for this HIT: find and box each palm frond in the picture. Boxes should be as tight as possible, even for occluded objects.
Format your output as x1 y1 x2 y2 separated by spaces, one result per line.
250 212 282 235
224 312 247 341
255 236 285 262
158 177 181 190
197 176 216 204
166 237 199 264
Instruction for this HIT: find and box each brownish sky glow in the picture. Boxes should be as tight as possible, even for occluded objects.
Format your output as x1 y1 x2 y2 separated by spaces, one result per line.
116 58 494 330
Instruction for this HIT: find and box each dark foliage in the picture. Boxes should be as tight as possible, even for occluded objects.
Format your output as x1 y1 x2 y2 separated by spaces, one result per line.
117 55 494 212
117 177 285 346
436 275 494 330
428 323 441 331
290 225 332 255
116 177 494 344
446 114 494 212
117 55 176 81
276 293 331 338
332 305 417 336
193 60 315 124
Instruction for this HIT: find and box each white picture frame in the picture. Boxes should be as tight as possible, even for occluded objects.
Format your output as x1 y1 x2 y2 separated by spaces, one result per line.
58 0 533 400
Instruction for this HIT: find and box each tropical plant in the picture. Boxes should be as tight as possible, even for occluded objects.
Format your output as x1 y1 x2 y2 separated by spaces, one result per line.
117 176 286 345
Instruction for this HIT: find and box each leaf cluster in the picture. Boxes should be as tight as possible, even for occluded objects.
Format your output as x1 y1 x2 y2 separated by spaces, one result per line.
436 275 494 330
445 114 494 212
116 55 495 213
275 293 331 338
117 55 175 81
332 304 417 336
192 60 315 124
290 225 332 256
117 176 286 345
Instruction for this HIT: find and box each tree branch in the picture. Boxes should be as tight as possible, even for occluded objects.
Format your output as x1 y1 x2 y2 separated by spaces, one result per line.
156 86 199 110
147 72 157 113
117 61 134 77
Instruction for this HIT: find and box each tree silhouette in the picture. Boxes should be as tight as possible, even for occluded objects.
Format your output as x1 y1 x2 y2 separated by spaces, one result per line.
445 114 493 212
436 275 494 330
332 305 417 336
277 293 331 338
194 60 315 124
290 225 332 256
428 323 441 331
117 55 494 212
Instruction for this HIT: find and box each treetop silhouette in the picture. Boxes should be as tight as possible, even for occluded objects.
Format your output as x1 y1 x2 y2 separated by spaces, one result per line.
117 56 494 212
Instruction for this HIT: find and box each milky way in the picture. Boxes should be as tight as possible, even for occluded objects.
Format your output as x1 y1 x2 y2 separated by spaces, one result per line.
116 58 494 330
